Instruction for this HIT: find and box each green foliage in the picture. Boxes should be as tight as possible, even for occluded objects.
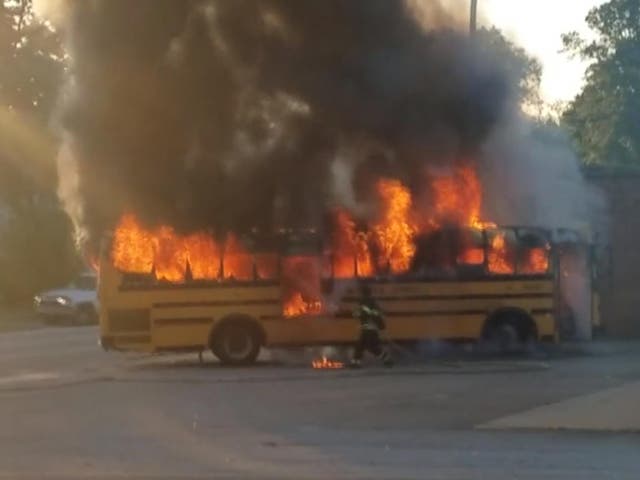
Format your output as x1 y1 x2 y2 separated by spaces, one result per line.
1 0 63 122
562 0 640 165
0 0 78 304
0 200 80 304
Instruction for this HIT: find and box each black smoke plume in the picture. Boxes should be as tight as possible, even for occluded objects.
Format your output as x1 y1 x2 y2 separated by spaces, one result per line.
51 0 513 251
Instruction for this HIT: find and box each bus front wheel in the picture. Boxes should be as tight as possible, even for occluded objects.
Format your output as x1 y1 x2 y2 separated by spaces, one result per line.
211 321 261 366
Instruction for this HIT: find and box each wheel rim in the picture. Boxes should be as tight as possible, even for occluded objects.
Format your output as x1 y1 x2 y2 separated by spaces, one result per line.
223 329 253 360
495 324 519 351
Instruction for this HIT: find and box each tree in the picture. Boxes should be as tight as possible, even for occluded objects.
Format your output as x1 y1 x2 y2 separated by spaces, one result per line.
1 0 63 121
0 0 63 198
0 0 77 304
562 0 640 165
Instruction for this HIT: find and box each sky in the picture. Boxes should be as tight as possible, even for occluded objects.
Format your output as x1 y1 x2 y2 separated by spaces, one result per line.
479 0 607 104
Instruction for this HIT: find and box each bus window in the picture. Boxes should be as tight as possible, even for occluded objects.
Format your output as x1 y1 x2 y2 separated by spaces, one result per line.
332 251 356 278
355 232 374 277
281 255 323 316
322 249 334 279
456 228 485 266
411 230 456 277
517 229 551 275
556 242 591 339
254 253 279 280
223 234 253 281
331 232 372 278
487 228 517 275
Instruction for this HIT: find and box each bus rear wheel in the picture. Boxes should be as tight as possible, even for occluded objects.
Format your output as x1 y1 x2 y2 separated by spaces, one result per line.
482 313 536 355
484 322 520 353
211 322 261 366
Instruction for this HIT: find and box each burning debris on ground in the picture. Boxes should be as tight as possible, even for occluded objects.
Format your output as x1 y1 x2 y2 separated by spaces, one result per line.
311 357 345 370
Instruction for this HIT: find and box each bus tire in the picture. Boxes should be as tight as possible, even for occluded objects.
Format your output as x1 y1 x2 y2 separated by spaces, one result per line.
210 318 262 366
482 310 537 354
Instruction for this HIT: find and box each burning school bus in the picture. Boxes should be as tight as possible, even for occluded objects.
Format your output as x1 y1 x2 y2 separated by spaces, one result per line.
98 168 568 365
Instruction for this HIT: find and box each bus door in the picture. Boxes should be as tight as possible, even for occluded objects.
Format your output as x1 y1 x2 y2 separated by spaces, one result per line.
590 241 612 334
553 229 593 340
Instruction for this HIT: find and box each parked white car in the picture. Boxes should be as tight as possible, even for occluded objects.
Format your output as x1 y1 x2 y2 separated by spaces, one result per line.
34 273 99 325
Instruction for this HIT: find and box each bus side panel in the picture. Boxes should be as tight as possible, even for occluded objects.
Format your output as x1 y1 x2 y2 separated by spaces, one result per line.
533 313 556 339
101 260 283 351
384 314 485 340
150 303 282 350
375 297 553 314
262 314 486 346
151 317 212 350
263 316 360 346
370 279 553 298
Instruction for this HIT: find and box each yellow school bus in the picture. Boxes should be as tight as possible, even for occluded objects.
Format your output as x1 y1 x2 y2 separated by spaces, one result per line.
98 225 565 364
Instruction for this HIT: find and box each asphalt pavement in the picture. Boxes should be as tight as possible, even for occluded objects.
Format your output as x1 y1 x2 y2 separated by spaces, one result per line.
0 326 638 479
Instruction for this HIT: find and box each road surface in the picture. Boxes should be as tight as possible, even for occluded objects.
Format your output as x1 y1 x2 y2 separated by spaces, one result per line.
0 326 638 479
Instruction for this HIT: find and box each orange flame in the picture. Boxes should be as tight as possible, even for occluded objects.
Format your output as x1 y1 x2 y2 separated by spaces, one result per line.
427 166 495 263
223 233 253 281
430 166 491 229
331 169 495 274
521 247 550 274
284 292 323 317
112 214 156 275
457 247 484 265
110 162 550 315
112 167 494 283
488 232 515 274
312 356 344 369
332 210 373 278
185 232 220 281
111 214 257 282
281 256 324 317
372 179 417 273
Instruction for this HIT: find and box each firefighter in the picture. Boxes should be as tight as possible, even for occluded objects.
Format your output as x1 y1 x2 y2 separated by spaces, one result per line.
351 282 393 368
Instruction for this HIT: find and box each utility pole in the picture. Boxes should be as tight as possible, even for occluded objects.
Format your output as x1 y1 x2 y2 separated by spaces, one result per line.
470 0 478 34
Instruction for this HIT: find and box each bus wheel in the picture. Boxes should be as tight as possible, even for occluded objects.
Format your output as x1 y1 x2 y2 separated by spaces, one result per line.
485 322 520 353
482 313 535 355
211 322 261 366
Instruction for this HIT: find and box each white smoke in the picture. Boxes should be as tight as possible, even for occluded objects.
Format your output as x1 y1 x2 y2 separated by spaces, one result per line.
56 133 86 247
481 113 606 231
405 0 470 32
480 113 606 341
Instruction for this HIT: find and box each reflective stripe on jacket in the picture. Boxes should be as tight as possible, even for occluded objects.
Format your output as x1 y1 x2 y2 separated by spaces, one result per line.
353 303 385 331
